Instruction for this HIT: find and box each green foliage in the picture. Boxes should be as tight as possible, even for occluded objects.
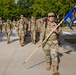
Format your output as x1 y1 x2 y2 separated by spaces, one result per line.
0 0 20 20
0 0 76 20
32 0 75 19
32 0 52 18
17 0 34 18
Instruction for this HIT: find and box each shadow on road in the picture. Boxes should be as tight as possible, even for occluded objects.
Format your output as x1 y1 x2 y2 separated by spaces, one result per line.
0 31 6 42
60 33 76 52
27 61 45 69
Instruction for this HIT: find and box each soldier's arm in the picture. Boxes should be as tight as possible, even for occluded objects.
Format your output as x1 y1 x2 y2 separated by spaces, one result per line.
54 26 62 34
39 24 45 43
52 23 62 34
38 25 45 47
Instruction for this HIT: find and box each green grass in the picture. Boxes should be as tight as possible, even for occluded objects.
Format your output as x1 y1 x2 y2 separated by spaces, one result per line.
64 38 76 44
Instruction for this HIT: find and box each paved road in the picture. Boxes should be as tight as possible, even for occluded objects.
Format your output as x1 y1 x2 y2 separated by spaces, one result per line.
0 30 76 75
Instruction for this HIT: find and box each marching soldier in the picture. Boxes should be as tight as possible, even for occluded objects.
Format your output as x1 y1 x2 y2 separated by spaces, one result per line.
38 13 61 75
36 18 44 42
5 19 12 44
0 17 3 32
28 16 37 44
36 18 43 32
17 15 27 46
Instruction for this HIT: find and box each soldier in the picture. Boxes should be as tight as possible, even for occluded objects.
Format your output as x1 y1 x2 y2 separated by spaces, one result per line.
0 17 3 32
5 19 12 44
36 18 44 42
38 13 61 75
17 15 27 46
28 16 37 44
36 18 44 32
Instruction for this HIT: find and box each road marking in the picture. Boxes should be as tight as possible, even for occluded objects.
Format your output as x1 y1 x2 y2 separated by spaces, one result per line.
62 31 72 35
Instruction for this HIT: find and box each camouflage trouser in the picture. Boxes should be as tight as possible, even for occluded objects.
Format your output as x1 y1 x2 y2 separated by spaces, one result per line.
43 40 59 66
6 32 11 42
18 31 25 45
30 30 36 40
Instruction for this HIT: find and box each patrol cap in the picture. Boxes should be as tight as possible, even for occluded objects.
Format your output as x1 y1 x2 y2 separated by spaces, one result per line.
20 15 23 17
31 16 34 18
48 13 55 17
7 19 10 22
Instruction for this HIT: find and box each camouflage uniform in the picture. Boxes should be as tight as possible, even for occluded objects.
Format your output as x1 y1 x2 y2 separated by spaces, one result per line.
36 18 44 42
36 18 43 32
0 17 3 32
5 20 12 44
17 15 27 46
29 17 36 44
40 13 61 75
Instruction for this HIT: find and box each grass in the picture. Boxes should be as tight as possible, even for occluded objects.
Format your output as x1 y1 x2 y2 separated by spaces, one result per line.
64 38 76 44
62 26 76 30
62 24 76 30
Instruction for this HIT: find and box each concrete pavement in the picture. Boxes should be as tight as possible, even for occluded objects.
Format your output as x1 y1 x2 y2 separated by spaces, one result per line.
0 30 76 75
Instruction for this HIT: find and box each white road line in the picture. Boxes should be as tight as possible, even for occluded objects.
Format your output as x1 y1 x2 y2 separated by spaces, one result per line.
62 31 72 35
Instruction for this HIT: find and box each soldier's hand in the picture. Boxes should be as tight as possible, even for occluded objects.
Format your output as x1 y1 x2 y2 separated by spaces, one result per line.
28 29 30 31
51 28 57 32
38 43 42 47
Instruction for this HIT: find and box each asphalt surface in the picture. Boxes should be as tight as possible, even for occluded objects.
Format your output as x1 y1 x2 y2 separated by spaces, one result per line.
0 30 76 75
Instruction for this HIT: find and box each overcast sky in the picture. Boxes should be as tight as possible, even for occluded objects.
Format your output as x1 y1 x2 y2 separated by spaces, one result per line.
15 0 18 3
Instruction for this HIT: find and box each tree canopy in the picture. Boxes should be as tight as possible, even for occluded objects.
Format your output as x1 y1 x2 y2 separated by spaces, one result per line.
0 0 76 20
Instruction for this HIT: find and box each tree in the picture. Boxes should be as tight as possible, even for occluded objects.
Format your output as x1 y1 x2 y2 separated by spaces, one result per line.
0 0 20 20
32 0 76 19
17 0 34 18
32 0 52 18
0 0 76 20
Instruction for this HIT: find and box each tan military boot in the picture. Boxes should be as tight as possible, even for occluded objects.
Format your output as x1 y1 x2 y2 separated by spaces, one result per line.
33 40 36 44
52 66 60 75
46 62 51 70
21 43 24 46
7 41 10 44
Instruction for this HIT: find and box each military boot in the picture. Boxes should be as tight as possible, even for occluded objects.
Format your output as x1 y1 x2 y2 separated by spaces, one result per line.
21 42 24 47
7 41 10 44
52 66 60 75
33 40 36 44
46 62 51 70
21 44 24 46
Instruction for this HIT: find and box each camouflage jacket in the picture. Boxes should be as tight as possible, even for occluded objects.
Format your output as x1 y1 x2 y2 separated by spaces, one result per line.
17 19 27 32
40 21 62 44
28 19 37 31
5 23 12 32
